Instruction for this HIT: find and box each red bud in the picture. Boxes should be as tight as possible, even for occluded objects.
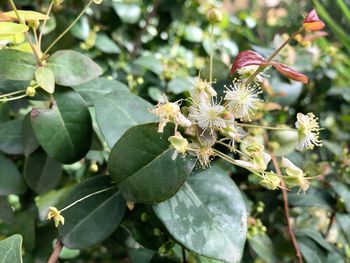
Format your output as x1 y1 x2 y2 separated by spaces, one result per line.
229 50 267 76
304 9 325 31
271 62 309 84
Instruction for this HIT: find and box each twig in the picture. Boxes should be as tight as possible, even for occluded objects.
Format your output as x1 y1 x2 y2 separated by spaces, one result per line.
38 1 54 48
131 0 161 58
181 246 186 263
324 211 336 239
47 240 63 263
271 155 303 263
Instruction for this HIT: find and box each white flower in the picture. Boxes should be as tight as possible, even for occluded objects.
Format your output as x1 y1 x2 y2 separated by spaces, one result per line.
282 157 310 193
151 95 192 133
188 142 214 167
295 112 322 151
224 80 262 120
189 102 227 134
190 77 217 103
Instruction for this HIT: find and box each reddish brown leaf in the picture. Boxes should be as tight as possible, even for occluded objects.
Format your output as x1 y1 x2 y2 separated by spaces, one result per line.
271 62 309 84
303 9 325 31
229 50 267 76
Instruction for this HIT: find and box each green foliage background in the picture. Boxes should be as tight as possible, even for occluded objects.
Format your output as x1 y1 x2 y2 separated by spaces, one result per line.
1 0 350 262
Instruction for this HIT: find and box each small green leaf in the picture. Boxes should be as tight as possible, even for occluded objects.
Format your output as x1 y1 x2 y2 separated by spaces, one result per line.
108 123 196 203
0 234 23 263
35 66 55 94
94 91 157 148
73 77 128 105
133 55 163 75
31 88 92 164
168 77 192 94
248 234 276 263
113 2 141 24
0 154 26 196
0 50 36 81
58 176 125 249
153 166 247 263
24 149 62 194
0 22 28 36
95 33 120 54
48 50 103 86
0 119 24 155
3 10 49 21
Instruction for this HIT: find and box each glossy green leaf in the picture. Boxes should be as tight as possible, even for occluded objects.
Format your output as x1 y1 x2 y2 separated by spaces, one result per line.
94 91 156 148
0 197 14 224
153 166 247 263
0 154 26 196
133 55 163 75
0 119 23 155
24 149 62 194
47 50 103 86
298 237 327 263
168 77 191 94
336 213 350 242
58 176 125 249
0 22 28 36
296 229 333 251
35 66 55 94
108 123 196 203
22 114 39 157
73 77 128 105
31 88 92 164
288 187 333 210
0 234 23 263
0 50 36 81
3 10 49 21
248 234 276 263
95 33 121 54
13 210 36 251
113 2 141 24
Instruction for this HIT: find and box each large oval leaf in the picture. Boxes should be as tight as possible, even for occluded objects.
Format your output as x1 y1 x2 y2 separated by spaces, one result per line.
94 91 157 148
0 234 23 263
0 154 26 196
73 77 128 105
153 166 247 263
108 123 196 203
0 50 36 81
31 88 92 164
24 148 62 194
58 176 125 249
0 119 23 155
47 50 102 86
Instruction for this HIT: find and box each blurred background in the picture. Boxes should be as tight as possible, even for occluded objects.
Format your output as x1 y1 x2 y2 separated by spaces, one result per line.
1 0 350 262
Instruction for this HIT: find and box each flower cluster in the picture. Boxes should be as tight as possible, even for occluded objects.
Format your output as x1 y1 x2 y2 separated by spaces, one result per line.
150 9 325 193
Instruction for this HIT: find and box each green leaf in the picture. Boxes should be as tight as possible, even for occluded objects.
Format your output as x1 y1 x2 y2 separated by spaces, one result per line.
31 88 92 164
58 176 125 249
330 181 350 212
73 77 128 105
35 66 55 94
184 25 204 43
298 237 327 263
108 123 196 203
0 154 26 196
153 166 247 263
48 50 103 86
296 229 333 252
3 10 49 21
133 55 163 75
0 119 24 155
0 22 28 36
336 213 350 242
248 234 276 263
22 113 39 157
24 149 62 194
113 2 141 24
288 187 333 211
0 197 14 224
94 91 157 148
13 210 36 251
0 234 23 263
168 77 192 94
95 33 121 54
0 50 36 81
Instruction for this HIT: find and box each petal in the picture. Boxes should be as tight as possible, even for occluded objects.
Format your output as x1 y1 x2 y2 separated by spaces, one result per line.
229 50 268 76
304 9 325 31
271 62 309 84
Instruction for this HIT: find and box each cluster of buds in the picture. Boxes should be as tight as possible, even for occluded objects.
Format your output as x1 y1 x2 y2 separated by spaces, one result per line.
150 9 325 193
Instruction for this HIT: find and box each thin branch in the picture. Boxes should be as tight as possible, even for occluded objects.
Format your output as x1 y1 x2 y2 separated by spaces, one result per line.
271 155 303 263
38 1 54 48
47 240 63 263
131 0 161 58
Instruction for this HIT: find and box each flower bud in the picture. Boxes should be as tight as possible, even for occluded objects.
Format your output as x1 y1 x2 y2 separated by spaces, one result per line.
93 0 103 4
207 8 223 24
169 134 189 154
303 9 325 31
26 86 36 97
28 20 40 30
259 172 281 190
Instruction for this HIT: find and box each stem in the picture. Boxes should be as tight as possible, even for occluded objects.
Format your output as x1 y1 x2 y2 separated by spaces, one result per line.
42 0 93 57
33 27 39 46
235 123 296 131
47 240 63 263
38 1 54 48
0 89 26 98
60 186 116 213
244 27 303 86
8 0 42 62
271 155 303 263
209 24 214 83
181 246 186 263
0 94 28 102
